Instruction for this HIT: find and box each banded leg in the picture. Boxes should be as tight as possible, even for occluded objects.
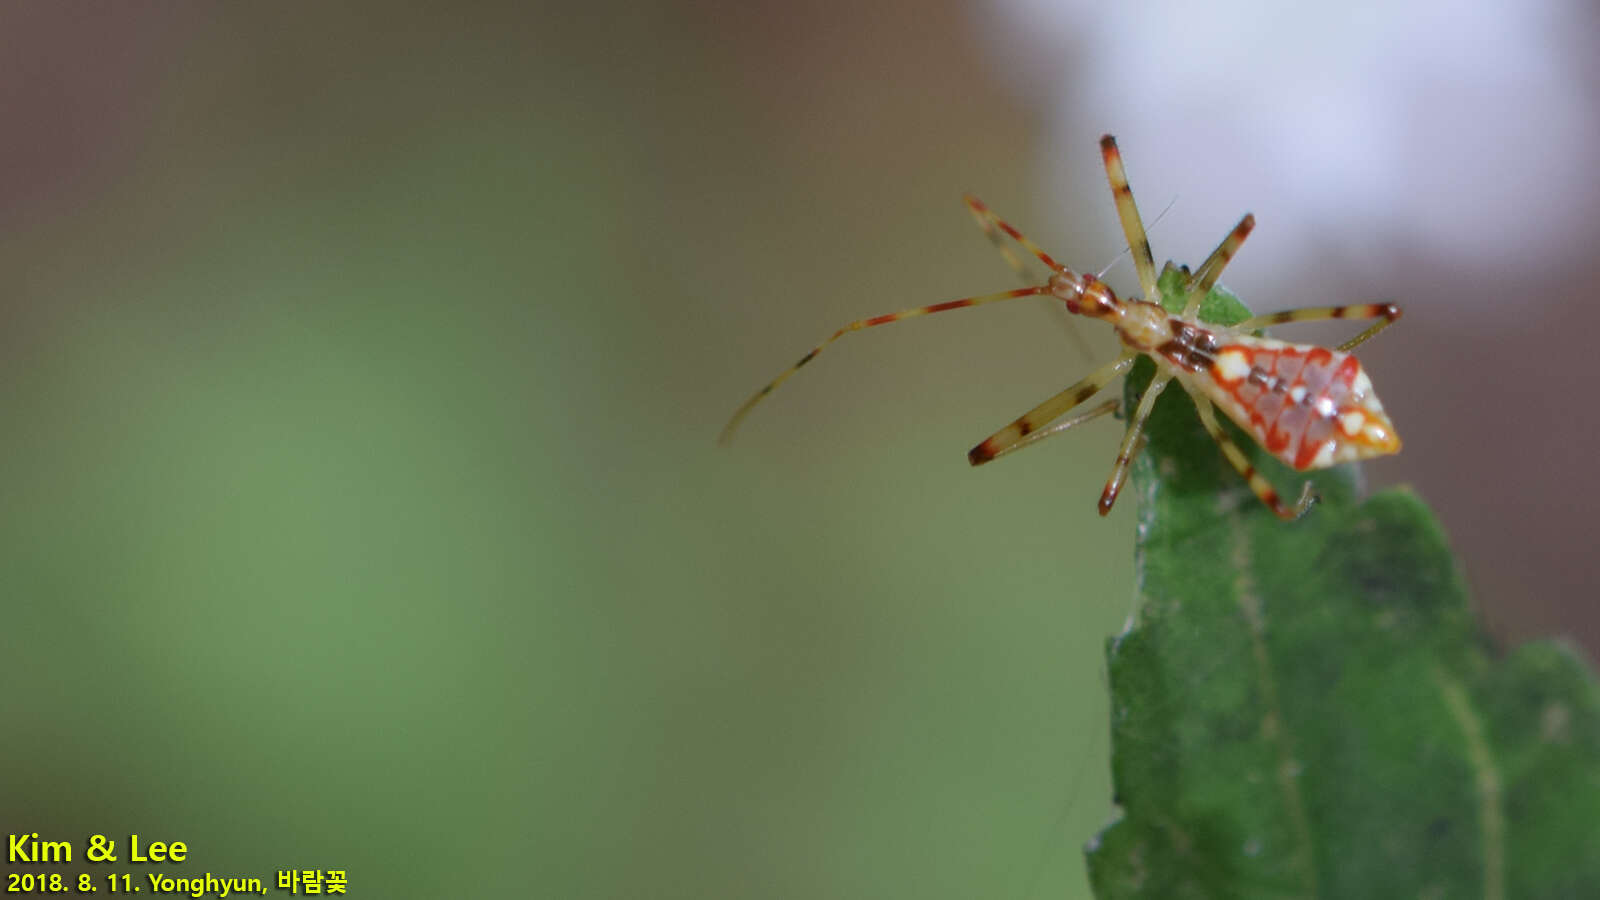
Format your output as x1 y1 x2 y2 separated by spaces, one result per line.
968 353 1137 465
1238 303 1403 352
964 194 1095 358
720 285 1051 444
1183 214 1256 318
1099 135 1159 304
968 399 1117 464
963 194 1062 281
1192 394 1317 520
1097 372 1173 515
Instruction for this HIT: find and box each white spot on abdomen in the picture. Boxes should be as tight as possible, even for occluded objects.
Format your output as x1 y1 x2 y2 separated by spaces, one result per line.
1216 349 1250 382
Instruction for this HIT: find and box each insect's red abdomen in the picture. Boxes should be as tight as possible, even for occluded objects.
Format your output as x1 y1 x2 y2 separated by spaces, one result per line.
1206 340 1399 471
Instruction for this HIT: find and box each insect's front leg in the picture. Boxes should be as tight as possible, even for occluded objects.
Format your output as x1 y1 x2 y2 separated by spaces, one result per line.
1099 136 1160 304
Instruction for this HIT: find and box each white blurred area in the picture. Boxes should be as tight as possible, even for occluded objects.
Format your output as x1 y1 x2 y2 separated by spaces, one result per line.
975 0 1600 323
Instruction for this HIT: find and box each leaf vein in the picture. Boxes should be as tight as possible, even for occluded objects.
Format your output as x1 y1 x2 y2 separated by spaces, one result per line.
1432 665 1506 900
1228 515 1319 898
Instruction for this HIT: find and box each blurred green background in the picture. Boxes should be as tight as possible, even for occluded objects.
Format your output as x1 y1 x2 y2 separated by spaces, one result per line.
2 4 1128 898
4 3 1596 899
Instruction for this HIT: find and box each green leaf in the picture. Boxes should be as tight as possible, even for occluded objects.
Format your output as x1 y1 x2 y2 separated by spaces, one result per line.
1086 267 1600 899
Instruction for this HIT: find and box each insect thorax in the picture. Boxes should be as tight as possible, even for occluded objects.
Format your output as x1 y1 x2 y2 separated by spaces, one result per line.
1131 309 1220 373
1113 299 1190 352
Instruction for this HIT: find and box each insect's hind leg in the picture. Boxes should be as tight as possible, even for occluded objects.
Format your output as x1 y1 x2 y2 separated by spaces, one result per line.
1096 372 1172 515
1191 394 1317 520
1239 303 1402 352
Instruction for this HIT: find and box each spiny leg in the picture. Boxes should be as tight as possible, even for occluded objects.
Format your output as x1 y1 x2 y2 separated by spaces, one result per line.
964 195 1094 358
1099 135 1159 304
1097 372 1172 515
968 353 1137 465
1191 394 1317 520
720 286 1050 444
1183 214 1255 318
1238 302 1402 351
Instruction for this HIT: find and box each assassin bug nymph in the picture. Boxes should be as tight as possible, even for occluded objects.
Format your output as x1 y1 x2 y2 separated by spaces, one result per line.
721 135 1402 520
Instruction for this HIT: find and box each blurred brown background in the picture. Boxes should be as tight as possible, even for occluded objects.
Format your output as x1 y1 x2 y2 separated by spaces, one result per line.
2 3 1596 898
